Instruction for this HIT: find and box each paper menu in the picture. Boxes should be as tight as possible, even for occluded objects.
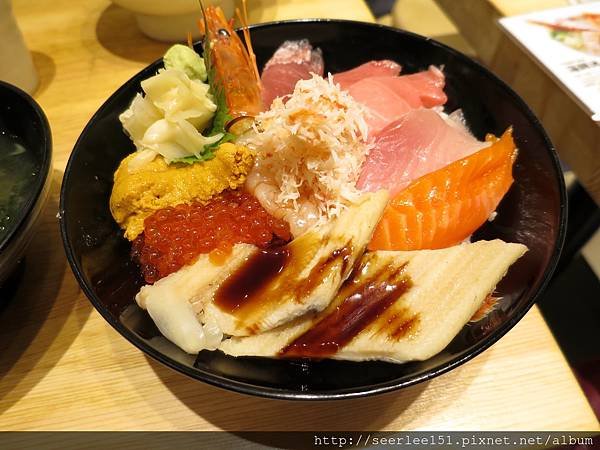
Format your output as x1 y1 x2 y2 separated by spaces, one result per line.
499 2 600 122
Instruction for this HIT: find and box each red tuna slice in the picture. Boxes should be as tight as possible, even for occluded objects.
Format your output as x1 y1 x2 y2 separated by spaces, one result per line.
260 39 324 109
332 60 402 90
357 108 489 195
347 66 448 134
389 65 447 108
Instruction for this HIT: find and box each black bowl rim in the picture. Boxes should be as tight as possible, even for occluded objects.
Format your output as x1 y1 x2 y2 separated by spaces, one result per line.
60 19 568 401
0 80 53 254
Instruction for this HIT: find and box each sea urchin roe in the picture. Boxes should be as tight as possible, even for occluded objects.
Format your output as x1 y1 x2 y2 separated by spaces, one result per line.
131 190 291 284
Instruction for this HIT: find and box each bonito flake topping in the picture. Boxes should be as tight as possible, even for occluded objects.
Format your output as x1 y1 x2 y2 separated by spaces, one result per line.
244 73 372 236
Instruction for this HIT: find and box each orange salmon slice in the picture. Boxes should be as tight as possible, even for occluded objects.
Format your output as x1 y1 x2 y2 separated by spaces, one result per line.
369 128 517 251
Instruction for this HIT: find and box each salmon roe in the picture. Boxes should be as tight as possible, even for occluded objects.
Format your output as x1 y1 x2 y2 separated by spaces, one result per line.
132 190 291 284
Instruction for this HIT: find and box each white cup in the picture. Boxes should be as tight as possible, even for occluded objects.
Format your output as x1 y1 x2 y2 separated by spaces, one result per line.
110 0 235 42
0 0 37 93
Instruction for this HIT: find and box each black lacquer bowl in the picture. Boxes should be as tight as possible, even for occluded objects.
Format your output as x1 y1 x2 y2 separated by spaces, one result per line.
0 81 52 286
60 20 567 400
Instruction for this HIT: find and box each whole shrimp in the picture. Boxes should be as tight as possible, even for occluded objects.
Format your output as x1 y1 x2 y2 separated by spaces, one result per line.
199 1 262 132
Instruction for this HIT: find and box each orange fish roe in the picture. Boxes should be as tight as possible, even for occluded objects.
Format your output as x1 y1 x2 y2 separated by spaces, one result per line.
132 190 291 283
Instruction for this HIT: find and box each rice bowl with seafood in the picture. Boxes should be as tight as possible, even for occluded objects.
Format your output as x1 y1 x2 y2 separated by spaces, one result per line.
60 15 566 399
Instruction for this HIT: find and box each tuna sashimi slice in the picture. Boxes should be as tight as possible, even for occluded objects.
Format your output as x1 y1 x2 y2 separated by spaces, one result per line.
347 78 414 133
347 66 448 134
368 129 517 251
357 108 489 195
332 60 402 90
261 40 324 109
387 66 447 108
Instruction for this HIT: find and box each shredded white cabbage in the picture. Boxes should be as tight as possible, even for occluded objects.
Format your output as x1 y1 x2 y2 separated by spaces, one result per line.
243 74 371 235
119 68 221 169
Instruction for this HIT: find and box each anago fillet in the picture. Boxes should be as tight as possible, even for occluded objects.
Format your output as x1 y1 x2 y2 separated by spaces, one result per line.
219 240 527 362
135 191 389 353
204 191 389 336
135 243 256 354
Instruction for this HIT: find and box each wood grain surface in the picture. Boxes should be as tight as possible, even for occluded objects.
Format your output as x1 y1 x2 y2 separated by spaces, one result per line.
0 0 597 431
435 0 600 205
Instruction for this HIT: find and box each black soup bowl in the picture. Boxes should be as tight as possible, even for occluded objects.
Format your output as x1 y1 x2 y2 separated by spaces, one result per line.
60 20 566 400
0 81 52 287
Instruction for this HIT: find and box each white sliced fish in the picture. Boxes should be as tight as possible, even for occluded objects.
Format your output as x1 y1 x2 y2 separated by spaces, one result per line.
135 191 388 353
219 240 527 363
135 243 257 354
203 190 390 336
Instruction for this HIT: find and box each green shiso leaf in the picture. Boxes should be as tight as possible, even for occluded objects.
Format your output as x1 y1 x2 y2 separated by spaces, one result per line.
207 71 232 137
172 152 216 164
170 130 235 165
168 46 235 165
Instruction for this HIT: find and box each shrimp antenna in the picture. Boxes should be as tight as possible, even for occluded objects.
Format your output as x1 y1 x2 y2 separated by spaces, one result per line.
198 0 207 29
236 0 261 87
197 0 211 72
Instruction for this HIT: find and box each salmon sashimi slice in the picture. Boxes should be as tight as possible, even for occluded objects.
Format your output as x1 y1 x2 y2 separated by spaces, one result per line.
333 60 402 90
260 40 324 109
346 66 448 133
368 129 518 251
357 108 488 195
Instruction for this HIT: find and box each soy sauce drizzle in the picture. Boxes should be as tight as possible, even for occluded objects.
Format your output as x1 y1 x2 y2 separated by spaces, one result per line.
294 244 353 302
214 246 289 313
214 234 355 329
280 258 415 358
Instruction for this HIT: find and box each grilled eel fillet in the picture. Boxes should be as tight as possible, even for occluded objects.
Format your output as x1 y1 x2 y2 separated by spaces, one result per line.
135 191 389 353
218 240 527 363
202 190 389 336
135 243 256 353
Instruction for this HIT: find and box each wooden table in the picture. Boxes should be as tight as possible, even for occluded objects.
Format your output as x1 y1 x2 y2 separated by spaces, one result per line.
435 0 600 204
1 0 597 432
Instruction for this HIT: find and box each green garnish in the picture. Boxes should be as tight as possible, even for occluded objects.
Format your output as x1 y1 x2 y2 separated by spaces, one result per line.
171 52 236 165
163 44 207 81
171 131 235 165
172 152 216 164
550 30 568 40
